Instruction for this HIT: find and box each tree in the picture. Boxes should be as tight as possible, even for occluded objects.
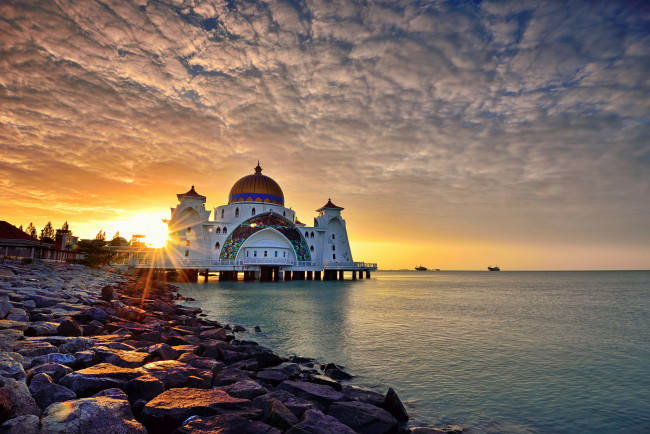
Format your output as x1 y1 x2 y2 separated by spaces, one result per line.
75 237 113 268
112 231 120 240
109 236 129 247
18 224 23 232
61 221 70 231
95 230 106 241
26 223 37 238
41 221 55 241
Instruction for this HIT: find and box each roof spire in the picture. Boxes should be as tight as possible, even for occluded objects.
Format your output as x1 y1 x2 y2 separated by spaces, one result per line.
254 160 262 174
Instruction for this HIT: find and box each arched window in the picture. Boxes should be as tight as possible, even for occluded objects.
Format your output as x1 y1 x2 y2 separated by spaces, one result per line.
235 208 239 218
223 227 227 234
283 211 285 217
216 227 221 234
333 254 336 259
221 209 224 219
311 232 314 238
305 231 309 237
332 234 335 240
251 208 256 216
215 242 220 249
332 245 335 251
310 245 314 252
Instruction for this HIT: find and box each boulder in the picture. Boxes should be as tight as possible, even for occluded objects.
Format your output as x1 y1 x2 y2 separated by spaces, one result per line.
341 385 385 407
213 366 250 387
101 285 115 301
40 388 146 434
138 360 205 389
58 337 94 354
0 353 26 381
384 387 409 421
0 415 40 434
28 373 76 411
218 380 269 400
325 366 353 380
0 377 40 423
103 349 151 368
140 388 257 433
81 307 108 322
148 343 178 361
285 409 356 434
26 363 72 384
256 369 289 386
82 322 104 336
0 320 28 332
126 375 165 403
12 340 58 358
117 306 147 322
5 308 28 323
32 352 76 367
309 374 342 391
23 321 58 337
59 363 141 397
199 328 227 340
57 318 82 337
266 398 300 431
328 400 398 433
174 414 281 434
278 380 343 408
0 297 12 319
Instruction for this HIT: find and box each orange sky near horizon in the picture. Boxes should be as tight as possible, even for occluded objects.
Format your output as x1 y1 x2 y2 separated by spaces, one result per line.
1 0 649 271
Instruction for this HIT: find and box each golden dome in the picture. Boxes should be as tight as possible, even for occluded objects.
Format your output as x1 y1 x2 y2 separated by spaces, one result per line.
228 164 284 205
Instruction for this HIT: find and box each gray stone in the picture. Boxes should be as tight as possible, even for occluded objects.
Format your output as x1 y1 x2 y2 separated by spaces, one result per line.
13 340 58 358
309 374 342 391
174 414 281 434
32 353 76 367
218 380 269 400
5 309 28 323
278 380 343 408
341 385 385 407
266 398 300 431
26 363 72 384
81 307 108 322
148 343 178 361
0 297 12 319
0 353 26 381
59 363 141 397
0 320 28 332
285 409 356 434
138 360 204 389
0 415 40 434
257 369 289 386
126 375 165 403
141 388 257 433
23 321 58 337
0 377 40 423
40 388 146 433
328 400 398 434
58 337 94 354
384 387 409 421
56 318 82 337
28 373 76 411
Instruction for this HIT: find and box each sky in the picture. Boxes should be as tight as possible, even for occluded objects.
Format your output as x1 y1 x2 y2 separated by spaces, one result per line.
1 0 649 270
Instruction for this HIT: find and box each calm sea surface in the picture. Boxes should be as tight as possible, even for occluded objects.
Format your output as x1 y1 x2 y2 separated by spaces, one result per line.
177 271 650 433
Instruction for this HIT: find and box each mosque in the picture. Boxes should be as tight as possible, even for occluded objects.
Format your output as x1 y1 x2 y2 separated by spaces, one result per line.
152 163 376 281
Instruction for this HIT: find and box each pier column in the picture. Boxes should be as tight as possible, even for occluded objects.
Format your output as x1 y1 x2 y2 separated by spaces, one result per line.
307 271 313 280
352 270 356 280
365 270 370 279
284 270 292 281
275 269 283 281
315 271 321 280
338 270 344 280
358 270 363 279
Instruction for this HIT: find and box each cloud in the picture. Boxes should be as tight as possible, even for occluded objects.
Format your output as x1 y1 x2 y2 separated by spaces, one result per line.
1 0 649 261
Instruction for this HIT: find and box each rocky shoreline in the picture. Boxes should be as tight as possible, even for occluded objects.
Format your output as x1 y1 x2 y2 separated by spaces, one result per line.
0 260 460 434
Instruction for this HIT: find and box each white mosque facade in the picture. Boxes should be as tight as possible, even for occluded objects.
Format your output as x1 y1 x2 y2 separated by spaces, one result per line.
157 164 376 281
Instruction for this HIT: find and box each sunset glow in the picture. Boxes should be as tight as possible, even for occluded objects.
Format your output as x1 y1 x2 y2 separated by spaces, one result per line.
1 0 649 270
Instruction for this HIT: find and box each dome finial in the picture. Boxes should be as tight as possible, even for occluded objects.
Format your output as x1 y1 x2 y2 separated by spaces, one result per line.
254 160 262 174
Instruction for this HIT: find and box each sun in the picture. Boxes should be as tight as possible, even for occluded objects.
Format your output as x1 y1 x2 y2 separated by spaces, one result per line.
106 211 169 247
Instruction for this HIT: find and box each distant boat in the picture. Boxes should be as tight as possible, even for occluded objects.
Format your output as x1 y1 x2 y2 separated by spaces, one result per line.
415 265 428 271
488 265 501 271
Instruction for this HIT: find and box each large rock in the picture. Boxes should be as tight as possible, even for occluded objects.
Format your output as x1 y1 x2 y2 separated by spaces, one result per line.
57 318 82 337
0 297 13 319
0 415 40 434
285 409 356 434
102 349 151 368
81 307 108 322
58 337 94 354
218 380 269 400
384 387 409 421
0 377 40 424
0 320 28 332
253 391 321 419
0 353 26 381
5 308 28 323
328 400 398 434
138 360 205 388
141 388 257 433
23 321 58 337
266 398 300 431
341 385 385 407
32 352 76 367
40 388 146 434
278 380 343 408
257 369 289 386
101 285 115 301
148 343 178 361
26 362 72 384
309 374 342 391
12 340 58 357
59 363 141 397
174 414 281 434
28 373 76 411
125 375 165 403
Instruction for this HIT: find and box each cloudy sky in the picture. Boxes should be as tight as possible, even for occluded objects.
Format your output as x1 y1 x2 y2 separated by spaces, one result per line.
1 0 649 270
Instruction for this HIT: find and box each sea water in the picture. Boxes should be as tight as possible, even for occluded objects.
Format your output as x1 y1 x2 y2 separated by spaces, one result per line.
177 271 650 433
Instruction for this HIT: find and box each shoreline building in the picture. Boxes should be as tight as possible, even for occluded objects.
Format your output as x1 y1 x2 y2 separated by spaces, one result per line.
135 164 376 281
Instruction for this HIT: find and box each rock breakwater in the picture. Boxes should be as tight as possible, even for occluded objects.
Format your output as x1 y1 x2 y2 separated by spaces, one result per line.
0 260 461 434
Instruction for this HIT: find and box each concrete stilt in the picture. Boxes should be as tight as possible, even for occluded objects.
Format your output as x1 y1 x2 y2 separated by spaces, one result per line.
338 270 344 280
315 271 322 280
366 270 371 279
352 270 356 280
284 271 292 281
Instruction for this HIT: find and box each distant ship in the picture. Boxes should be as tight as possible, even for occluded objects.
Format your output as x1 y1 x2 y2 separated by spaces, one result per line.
415 265 428 271
487 265 501 271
